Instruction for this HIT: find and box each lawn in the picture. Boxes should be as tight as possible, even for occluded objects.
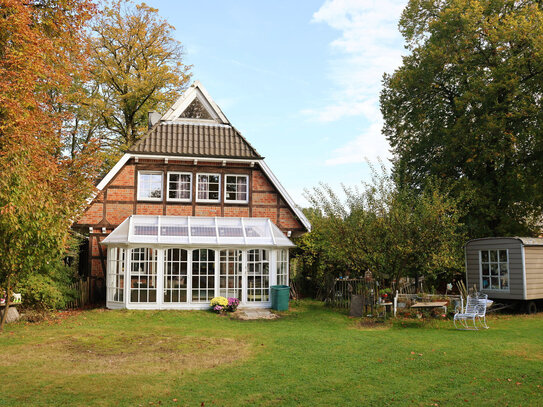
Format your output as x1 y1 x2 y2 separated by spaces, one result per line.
1 301 542 407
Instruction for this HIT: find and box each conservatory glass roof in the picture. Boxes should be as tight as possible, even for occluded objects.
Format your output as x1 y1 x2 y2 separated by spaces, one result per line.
102 215 295 248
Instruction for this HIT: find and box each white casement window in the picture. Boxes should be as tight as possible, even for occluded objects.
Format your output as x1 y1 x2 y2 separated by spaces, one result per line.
192 249 216 302
277 249 289 286
196 173 220 202
167 172 192 201
163 248 189 303
107 247 125 302
480 249 509 291
138 171 163 201
219 249 243 300
130 248 158 303
247 249 270 302
225 174 249 203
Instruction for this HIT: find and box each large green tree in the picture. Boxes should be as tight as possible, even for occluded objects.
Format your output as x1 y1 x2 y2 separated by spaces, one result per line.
381 0 543 237
89 0 192 149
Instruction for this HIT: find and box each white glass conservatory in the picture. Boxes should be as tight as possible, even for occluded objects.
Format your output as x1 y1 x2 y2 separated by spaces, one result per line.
102 215 294 309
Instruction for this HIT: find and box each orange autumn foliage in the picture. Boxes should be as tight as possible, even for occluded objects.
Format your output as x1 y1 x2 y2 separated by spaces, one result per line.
0 0 101 330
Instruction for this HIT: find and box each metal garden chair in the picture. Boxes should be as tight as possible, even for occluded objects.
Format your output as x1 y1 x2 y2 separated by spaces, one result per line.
454 293 489 330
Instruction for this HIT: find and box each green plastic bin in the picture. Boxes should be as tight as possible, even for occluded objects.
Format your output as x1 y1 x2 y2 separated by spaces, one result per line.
271 285 290 311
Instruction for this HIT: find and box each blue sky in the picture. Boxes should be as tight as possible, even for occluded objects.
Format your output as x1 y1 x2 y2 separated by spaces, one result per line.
146 0 408 206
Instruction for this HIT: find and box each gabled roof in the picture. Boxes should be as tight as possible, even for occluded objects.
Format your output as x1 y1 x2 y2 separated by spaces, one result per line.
127 81 262 159
93 81 311 232
102 215 295 248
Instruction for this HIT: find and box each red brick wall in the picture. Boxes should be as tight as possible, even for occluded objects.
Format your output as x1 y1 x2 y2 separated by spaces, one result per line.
224 206 250 217
166 205 193 216
107 188 133 201
279 207 303 229
196 205 221 216
106 204 133 225
79 203 103 224
252 171 273 191
136 204 163 215
110 165 135 186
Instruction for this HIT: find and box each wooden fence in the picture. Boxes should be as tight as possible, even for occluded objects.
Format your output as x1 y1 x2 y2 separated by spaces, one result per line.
66 279 90 309
325 278 379 311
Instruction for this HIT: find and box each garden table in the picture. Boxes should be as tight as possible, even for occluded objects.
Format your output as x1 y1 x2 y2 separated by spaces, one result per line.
410 301 448 315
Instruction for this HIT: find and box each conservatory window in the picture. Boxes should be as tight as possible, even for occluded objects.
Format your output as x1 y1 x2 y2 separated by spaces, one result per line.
247 249 270 302
225 175 249 203
164 248 188 303
277 249 289 286
138 171 163 201
196 173 220 202
480 249 509 291
107 248 125 302
167 172 192 201
192 249 216 302
130 248 157 303
219 249 243 300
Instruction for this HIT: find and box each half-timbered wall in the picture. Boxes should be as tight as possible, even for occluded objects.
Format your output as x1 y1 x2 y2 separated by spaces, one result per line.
76 158 304 283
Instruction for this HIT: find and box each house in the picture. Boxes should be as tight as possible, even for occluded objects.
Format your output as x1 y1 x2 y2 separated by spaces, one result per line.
74 81 310 309
465 237 543 313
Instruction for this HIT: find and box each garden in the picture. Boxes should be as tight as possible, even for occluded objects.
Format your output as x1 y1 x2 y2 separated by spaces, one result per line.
1 300 542 406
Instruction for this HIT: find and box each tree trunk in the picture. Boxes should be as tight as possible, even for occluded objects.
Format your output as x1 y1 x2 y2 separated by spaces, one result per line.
0 275 11 332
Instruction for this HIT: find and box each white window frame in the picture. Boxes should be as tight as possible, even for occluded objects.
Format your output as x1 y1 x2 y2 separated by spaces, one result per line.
196 173 221 203
224 174 249 204
137 171 163 201
129 247 158 303
276 249 289 286
246 249 270 302
479 249 510 291
167 172 192 202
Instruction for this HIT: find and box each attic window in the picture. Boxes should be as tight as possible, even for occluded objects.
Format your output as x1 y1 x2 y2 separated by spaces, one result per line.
179 98 213 120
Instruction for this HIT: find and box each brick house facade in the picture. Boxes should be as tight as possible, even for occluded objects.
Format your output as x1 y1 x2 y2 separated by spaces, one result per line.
74 82 310 304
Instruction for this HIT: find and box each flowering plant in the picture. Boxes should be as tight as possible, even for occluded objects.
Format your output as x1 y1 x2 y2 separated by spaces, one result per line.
210 296 240 313
210 296 229 313
226 297 240 312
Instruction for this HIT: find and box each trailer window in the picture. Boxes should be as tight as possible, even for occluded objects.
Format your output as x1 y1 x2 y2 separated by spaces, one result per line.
480 249 509 290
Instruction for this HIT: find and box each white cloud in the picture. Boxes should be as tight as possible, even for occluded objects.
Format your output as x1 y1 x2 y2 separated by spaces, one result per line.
325 120 389 165
307 0 407 164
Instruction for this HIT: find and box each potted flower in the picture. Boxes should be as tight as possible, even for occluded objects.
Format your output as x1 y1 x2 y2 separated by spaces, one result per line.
226 297 240 312
210 296 229 314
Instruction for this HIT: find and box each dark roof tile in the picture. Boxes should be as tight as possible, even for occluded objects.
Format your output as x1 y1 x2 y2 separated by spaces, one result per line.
128 123 262 159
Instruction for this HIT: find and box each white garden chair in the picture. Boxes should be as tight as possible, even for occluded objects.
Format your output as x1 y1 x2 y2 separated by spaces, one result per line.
454 293 489 330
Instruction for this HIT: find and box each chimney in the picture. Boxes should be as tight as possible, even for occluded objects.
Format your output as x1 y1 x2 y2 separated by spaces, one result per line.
148 111 161 129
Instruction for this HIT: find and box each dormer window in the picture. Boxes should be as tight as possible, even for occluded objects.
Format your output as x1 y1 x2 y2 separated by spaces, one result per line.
225 175 249 203
138 171 163 201
196 173 220 202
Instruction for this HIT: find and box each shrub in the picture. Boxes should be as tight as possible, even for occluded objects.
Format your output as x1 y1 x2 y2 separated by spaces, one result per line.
15 260 77 311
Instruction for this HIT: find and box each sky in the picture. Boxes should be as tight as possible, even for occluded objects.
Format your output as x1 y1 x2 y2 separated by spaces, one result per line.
146 0 409 206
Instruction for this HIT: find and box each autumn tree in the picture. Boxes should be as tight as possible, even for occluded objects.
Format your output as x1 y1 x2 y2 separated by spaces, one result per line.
381 0 543 238
0 0 101 331
89 0 192 150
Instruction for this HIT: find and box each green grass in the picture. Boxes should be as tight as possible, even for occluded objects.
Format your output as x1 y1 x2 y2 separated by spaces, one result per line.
1 301 542 406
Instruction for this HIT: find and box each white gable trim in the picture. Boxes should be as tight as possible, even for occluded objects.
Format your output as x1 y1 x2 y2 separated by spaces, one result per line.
96 153 131 190
161 81 229 124
92 153 311 232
